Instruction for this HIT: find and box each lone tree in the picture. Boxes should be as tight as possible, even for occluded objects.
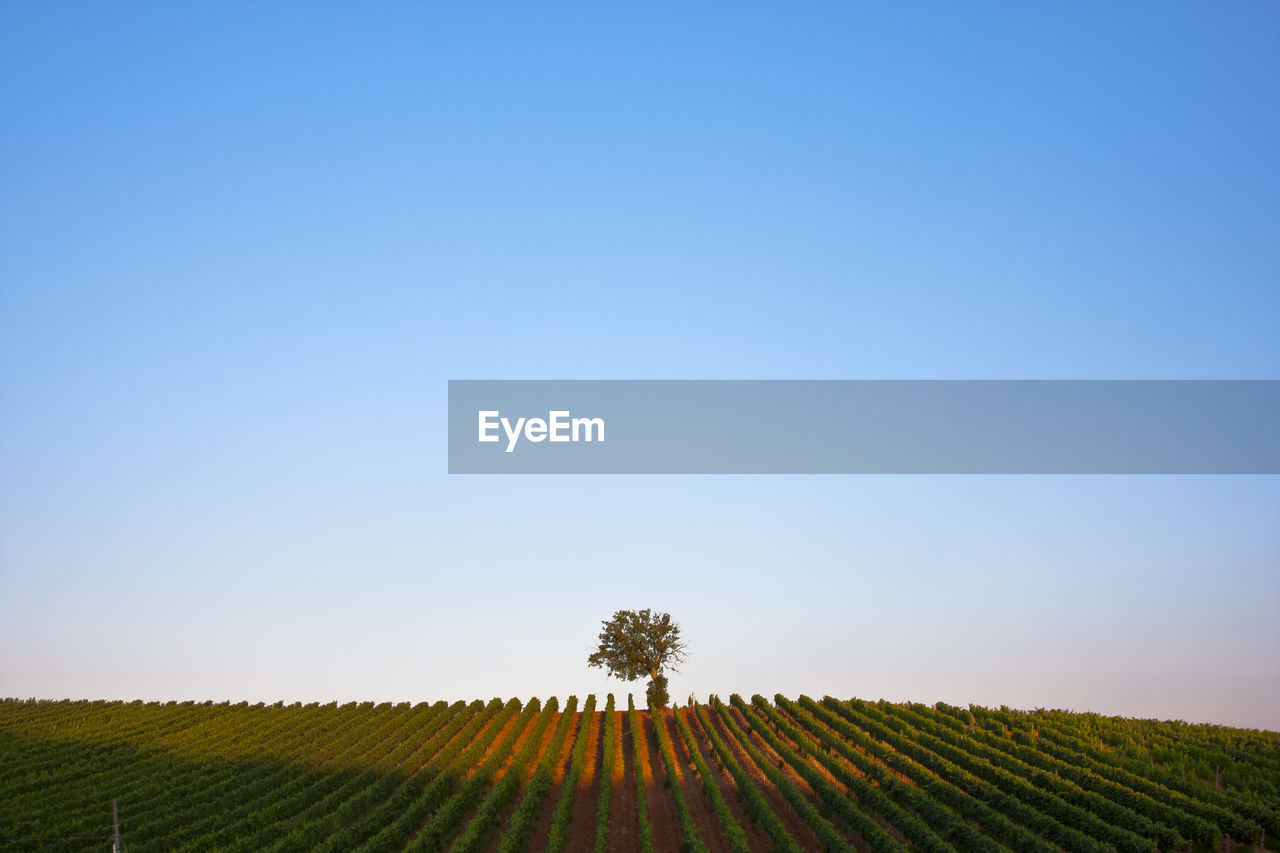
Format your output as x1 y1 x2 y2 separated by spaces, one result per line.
587 609 688 709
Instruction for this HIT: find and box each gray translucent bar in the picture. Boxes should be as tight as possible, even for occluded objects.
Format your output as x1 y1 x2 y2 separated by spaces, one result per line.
447 380 1280 474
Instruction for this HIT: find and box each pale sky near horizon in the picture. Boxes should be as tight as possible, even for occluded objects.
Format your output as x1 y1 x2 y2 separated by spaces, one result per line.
2 4 1278 729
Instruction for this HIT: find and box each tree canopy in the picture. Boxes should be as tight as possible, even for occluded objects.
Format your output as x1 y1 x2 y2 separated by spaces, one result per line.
587 609 688 708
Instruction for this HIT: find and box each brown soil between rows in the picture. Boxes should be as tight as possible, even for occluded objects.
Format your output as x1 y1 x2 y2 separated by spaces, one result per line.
737 701 906 845
726 704 817 799
704 702 823 851
400 709 532 846
416 709 545 849
608 709 642 852
681 708 779 853
765 704 913 850
464 708 528 782
737 702 875 848
524 709 583 851
638 710 685 852
661 708 734 853
411 703 909 853
562 705 603 852
482 704 569 853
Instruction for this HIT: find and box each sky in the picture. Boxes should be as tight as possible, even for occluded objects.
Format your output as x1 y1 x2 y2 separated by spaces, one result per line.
1 3 1278 730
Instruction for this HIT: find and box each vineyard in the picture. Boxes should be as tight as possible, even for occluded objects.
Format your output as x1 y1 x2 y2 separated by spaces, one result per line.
1 696 1276 852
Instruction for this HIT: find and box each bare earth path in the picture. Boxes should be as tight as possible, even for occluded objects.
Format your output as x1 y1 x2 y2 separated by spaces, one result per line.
608 709 643 852
639 710 683 852
682 707 779 853
522 708 582 852
665 708 734 853
562 707 603 852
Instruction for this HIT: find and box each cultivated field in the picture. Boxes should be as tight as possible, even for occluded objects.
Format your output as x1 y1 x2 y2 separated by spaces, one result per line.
1 695 1276 852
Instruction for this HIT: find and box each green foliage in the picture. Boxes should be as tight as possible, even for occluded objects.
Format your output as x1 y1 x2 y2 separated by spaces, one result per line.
451 697 559 853
408 699 547 852
592 694 616 853
792 695 1050 853
495 697 578 853
833 698 1107 853
650 707 708 853
672 707 751 853
2 695 1275 853
878 700 1159 853
749 695 955 852
627 694 656 853
319 699 509 853
544 694 597 853
646 674 670 711
722 695 897 853
587 609 687 708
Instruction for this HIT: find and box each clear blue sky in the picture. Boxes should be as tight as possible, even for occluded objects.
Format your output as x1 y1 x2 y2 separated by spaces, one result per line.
2 3 1278 729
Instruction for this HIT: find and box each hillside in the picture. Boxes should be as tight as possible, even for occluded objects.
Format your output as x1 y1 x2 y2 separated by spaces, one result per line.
1 695 1276 852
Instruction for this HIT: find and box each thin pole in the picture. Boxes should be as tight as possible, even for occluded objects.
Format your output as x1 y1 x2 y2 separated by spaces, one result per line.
111 799 121 853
